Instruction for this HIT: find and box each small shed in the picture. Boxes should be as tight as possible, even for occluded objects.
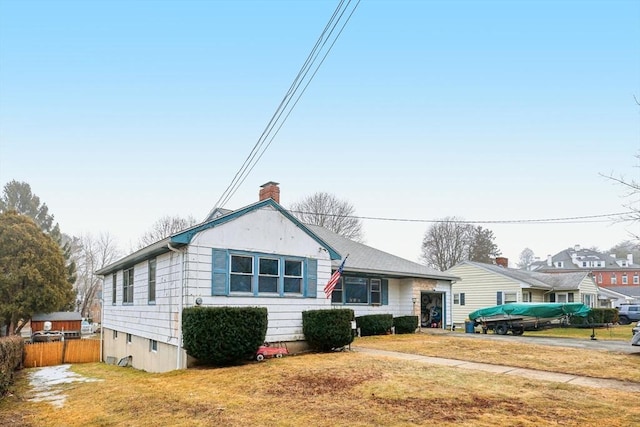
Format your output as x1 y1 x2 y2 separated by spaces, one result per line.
31 312 82 338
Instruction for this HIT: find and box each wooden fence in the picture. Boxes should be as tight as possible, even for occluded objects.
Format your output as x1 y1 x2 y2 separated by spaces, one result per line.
24 339 101 368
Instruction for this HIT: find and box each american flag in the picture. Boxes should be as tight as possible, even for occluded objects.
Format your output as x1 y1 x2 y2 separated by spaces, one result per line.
324 256 348 299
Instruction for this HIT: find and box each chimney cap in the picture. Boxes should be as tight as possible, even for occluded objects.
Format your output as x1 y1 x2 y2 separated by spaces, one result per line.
260 181 280 188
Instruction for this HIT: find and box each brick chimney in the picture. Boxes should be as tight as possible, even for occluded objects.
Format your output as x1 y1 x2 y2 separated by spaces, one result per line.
259 181 280 203
495 257 508 268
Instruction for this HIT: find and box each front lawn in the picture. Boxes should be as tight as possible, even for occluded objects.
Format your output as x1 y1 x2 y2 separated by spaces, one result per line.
1 334 639 427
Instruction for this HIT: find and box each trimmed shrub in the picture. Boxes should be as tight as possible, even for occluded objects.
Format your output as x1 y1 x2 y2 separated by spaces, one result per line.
0 336 24 396
182 306 267 365
393 316 418 334
303 309 354 352
356 314 393 336
570 308 618 326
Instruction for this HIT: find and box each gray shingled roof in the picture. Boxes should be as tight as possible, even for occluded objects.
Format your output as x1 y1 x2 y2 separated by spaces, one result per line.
307 225 458 281
606 286 640 298
32 312 83 321
460 261 587 290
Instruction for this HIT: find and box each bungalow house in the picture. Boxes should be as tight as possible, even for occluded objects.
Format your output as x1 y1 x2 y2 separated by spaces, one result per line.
447 260 599 327
96 183 458 373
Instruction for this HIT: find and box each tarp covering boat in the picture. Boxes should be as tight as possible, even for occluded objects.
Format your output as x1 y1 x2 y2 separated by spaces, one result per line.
469 303 591 321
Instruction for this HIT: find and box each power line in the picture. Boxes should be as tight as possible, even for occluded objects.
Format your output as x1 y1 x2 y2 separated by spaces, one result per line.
285 210 636 225
206 0 361 219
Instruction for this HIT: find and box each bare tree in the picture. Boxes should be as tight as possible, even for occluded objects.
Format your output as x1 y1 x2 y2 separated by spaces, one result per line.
289 192 364 242
517 248 535 270
74 233 121 319
421 218 501 271
420 217 471 271
601 152 640 241
137 215 198 249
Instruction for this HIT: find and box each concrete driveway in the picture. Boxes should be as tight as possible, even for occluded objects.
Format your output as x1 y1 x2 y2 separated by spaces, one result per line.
452 331 640 354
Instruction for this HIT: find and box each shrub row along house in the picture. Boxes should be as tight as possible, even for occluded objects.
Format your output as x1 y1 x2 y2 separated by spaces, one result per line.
97 183 458 373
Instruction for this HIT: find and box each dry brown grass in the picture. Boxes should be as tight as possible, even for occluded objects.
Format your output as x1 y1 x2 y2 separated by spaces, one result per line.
1 340 639 427
353 333 640 383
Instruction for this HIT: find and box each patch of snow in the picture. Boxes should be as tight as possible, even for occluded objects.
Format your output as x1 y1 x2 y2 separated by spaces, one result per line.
28 364 101 408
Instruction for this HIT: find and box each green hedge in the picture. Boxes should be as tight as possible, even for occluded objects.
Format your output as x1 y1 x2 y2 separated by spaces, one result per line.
393 316 418 334
569 308 618 326
356 314 393 336
182 306 268 365
302 309 354 352
0 336 24 396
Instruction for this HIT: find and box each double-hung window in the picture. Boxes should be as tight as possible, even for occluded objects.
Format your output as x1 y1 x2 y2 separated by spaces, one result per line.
284 260 302 294
230 255 253 292
123 268 134 304
148 258 156 303
344 277 369 304
112 273 117 304
258 258 279 293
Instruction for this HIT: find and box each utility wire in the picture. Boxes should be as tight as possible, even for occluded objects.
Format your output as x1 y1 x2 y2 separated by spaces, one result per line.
284 210 636 225
206 0 360 219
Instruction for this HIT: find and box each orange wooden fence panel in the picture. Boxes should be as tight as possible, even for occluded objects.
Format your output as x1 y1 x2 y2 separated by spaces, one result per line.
24 341 64 368
24 340 100 367
64 339 100 363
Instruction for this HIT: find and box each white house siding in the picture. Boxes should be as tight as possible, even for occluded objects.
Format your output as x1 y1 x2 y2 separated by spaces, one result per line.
578 276 598 308
449 263 523 326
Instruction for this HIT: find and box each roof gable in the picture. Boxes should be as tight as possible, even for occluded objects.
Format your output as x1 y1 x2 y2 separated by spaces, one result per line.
170 199 340 260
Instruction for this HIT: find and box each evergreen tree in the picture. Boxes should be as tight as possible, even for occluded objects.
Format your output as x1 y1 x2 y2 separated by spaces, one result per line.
0 211 75 335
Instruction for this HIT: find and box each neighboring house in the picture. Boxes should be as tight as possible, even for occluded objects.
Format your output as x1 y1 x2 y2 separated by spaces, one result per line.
529 245 640 294
597 287 635 308
447 260 599 327
96 182 458 373
31 312 83 338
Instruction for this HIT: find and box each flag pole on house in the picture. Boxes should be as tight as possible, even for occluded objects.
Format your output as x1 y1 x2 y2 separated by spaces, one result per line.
324 254 348 299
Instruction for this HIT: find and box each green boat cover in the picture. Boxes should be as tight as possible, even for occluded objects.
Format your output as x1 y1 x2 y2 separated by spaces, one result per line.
468 303 591 321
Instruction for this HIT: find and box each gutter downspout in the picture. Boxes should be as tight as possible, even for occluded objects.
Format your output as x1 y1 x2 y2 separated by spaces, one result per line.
168 243 185 370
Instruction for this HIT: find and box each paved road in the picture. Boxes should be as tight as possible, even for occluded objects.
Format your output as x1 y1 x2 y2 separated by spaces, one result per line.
448 331 640 354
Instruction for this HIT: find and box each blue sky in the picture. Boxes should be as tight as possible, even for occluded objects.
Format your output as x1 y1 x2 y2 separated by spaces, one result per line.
1 0 638 264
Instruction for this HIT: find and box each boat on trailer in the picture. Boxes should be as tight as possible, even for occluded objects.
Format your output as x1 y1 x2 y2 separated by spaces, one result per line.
468 302 591 336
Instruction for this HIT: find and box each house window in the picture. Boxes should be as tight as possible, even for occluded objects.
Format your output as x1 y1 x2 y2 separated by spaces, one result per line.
555 293 573 303
555 261 564 268
611 274 617 285
504 291 517 304
634 274 639 285
622 274 628 285
127 333 132 344
112 273 117 304
212 250 315 297
345 277 368 304
331 277 343 303
149 339 158 352
123 268 134 304
258 257 279 293
113 330 118 339
522 291 532 302
370 279 381 304
582 261 587 267
148 258 157 303
583 294 593 307
597 274 603 284
284 260 303 294
230 255 253 292
454 293 466 305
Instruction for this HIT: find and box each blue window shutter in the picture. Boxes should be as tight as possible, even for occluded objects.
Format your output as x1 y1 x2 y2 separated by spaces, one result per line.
382 279 389 305
496 291 503 305
211 249 229 296
305 258 317 298
549 293 556 302
460 293 465 306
